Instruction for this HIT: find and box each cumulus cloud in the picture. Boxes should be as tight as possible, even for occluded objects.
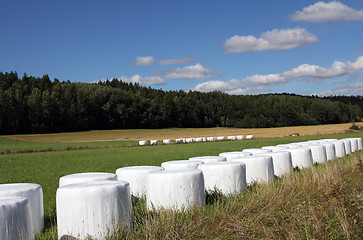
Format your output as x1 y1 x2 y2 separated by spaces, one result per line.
314 82 363 96
289 1 363 23
192 55 363 95
120 74 165 85
133 56 155 66
155 63 215 79
158 56 196 65
223 28 318 53
282 56 363 81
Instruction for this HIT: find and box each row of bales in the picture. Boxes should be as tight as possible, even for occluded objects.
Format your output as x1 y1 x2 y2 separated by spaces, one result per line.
139 134 254 146
0 137 362 239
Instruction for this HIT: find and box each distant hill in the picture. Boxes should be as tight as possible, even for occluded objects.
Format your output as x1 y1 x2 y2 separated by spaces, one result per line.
0 71 362 134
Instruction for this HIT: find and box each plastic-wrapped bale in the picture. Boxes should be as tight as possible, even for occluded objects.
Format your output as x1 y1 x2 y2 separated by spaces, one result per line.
320 142 336 161
189 156 226 163
245 135 254 140
161 160 203 170
116 166 164 198
354 137 363 150
242 148 272 155
260 151 293 177
227 136 236 140
219 151 252 162
185 138 194 143
231 155 274 184
139 140 148 146
201 137 207 142
0 183 44 235
331 140 346 157
198 162 246 195
195 137 203 142
282 147 313 169
236 135 244 140
59 172 117 187
56 181 132 240
303 144 327 164
344 138 359 152
261 146 289 152
150 140 159 145
217 136 225 141
176 138 186 143
163 139 171 144
341 139 352 155
146 169 205 210
206 137 215 141
0 197 34 240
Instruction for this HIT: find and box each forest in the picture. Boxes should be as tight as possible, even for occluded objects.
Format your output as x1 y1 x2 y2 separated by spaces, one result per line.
0 71 362 135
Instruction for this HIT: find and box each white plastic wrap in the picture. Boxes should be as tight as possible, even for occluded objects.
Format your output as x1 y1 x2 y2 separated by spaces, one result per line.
59 172 117 187
331 140 346 157
189 156 226 163
231 155 274 184
207 137 216 142
242 148 272 155
195 137 203 142
227 136 236 140
219 151 252 161
344 138 358 152
353 137 363 150
0 197 34 240
116 166 164 197
161 160 203 170
0 183 44 235
245 135 254 140
236 135 244 140
304 144 327 164
139 140 148 146
217 136 225 141
260 151 293 177
146 169 205 210
341 139 352 155
150 140 159 145
56 180 132 240
320 142 336 161
282 147 313 169
185 138 194 143
197 162 246 194
261 146 289 152
163 139 171 144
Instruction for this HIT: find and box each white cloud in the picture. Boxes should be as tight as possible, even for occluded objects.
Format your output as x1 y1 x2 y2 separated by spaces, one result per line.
133 56 155 66
289 1 363 23
119 74 165 85
156 63 214 79
158 56 196 65
314 82 363 96
243 74 288 85
223 28 318 53
283 56 363 81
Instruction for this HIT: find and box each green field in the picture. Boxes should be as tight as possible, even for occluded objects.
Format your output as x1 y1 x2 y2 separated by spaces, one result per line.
0 131 362 239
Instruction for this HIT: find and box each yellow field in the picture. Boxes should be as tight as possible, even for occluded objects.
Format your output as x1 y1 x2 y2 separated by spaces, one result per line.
2 122 362 142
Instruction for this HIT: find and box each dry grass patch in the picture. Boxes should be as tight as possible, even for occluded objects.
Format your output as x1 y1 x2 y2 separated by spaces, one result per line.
3 123 359 142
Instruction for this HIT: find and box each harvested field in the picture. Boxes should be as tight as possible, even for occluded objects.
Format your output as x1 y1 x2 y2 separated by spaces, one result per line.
3 122 361 143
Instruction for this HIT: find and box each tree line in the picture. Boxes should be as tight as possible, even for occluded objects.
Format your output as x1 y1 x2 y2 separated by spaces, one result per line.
0 71 362 135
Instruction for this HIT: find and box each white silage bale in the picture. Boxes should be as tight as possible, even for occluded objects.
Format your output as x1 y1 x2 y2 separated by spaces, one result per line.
227 136 236 140
236 135 245 140
354 137 363 150
59 172 117 188
331 140 346 157
195 137 203 142
282 147 313 169
201 137 207 142
320 142 336 160
260 151 293 177
139 140 148 146
242 148 272 155
198 162 246 195
231 155 274 185
116 166 164 198
261 146 289 152
185 138 194 143
0 183 44 235
304 144 327 164
189 156 227 163
163 139 171 144
0 197 34 240
344 138 359 152
245 135 254 140
219 151 252 162
341 139 352 155
150 140 159 145
146 170 205 210
57 181 132 240
161 160 203 170
217 136 225 141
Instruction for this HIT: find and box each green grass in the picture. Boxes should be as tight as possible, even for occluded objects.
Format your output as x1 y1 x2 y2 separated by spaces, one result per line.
0 132 362 239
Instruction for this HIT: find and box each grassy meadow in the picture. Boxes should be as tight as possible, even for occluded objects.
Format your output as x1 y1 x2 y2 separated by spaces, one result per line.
0 126 362 239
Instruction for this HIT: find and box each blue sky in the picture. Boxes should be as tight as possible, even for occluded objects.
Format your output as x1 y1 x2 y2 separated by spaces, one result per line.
1 0 363 95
